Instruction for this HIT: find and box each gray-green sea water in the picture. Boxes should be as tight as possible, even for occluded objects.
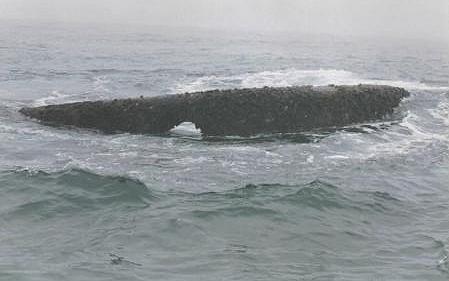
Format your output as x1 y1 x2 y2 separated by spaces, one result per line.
1 21 449 280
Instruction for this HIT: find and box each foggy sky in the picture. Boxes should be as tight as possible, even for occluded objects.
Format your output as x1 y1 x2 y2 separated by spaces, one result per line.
1 0 448 41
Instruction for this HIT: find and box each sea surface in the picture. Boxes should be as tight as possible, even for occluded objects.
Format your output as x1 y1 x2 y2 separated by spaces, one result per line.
1 21 449 280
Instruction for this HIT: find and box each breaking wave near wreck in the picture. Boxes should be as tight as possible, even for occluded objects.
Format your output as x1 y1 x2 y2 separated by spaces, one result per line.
175 68 449 93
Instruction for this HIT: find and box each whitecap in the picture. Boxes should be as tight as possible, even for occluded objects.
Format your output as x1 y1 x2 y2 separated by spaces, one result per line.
325 155 350 160
175 68 449 93
33 90 71 106
429 93 449 127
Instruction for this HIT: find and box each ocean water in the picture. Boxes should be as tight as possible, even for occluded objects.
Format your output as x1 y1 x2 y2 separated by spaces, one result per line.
1 21 449 280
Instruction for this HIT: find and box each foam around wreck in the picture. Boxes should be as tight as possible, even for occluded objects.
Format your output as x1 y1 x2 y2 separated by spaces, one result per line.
20 85 409 136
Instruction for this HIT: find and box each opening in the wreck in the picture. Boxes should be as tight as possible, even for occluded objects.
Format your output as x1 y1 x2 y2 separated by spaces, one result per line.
169 122 202 136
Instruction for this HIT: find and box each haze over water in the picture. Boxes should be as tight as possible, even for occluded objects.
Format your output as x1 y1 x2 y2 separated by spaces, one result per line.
1 1 449 280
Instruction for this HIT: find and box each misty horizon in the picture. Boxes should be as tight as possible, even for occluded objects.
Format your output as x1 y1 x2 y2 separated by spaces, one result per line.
1 0 449 42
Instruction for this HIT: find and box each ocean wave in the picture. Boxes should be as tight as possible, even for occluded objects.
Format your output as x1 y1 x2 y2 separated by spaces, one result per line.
33 90 72 107
190 180 404 215
361 105 449 160
0 168 154 218
31 75 114 106
279 181 405 216
5 169 406 221
175 68 449 93
429 92 449 127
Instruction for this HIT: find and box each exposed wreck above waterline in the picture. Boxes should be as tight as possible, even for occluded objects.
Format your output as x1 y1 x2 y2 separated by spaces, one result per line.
20 85 409 136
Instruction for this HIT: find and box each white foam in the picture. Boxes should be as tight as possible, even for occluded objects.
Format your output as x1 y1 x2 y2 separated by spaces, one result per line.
403 111 448 142
175 68 449 93
325 154 350 160
33 90 70 106
429 93 449 127
306 155 314 163
169 122 202 136
93 75 112 93
356 110 449 161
